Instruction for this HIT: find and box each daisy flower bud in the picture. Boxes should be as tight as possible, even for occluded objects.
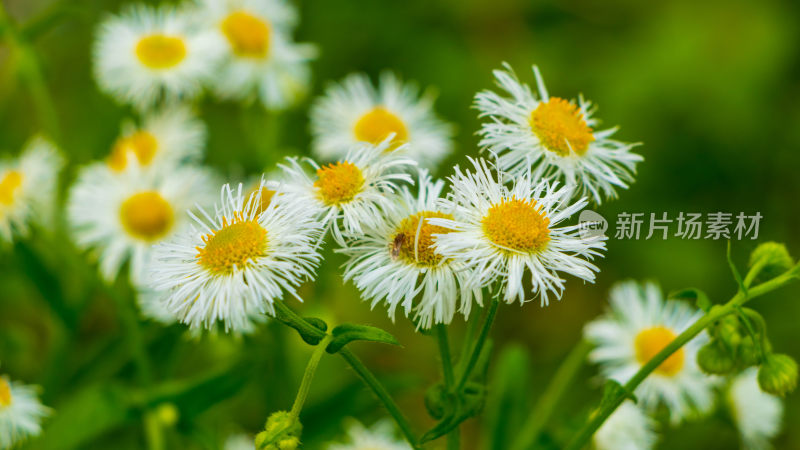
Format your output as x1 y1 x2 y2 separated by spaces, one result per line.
758 354 798 397
697 340 736 375
749 241 794 281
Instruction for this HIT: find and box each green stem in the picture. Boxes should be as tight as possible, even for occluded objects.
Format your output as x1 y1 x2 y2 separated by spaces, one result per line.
102 282 152 385
273 301 419 449
565 266 799 450
457 308 481 374
512 340 591 450
290 334 333 420
457 298 499 390
435 324 460 450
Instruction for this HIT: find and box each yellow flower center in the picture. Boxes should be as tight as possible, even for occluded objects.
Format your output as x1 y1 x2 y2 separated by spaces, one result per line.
529 97 594 156
197 214 267 274
221 11 271 58
353 107 409 149
119 191 174 241
482 198 550 253
314 161 365 206
634 326 684 376
108 131 158 171
0 170 23 206
392 211 454 267
0 378 11 407
135 34 187 69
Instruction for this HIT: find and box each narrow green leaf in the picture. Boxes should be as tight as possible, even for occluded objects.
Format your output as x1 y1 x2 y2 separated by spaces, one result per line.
727 241 748 295
325 324 400 354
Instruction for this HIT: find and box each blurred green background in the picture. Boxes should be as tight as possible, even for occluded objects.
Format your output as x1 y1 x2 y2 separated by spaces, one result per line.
1 0 799 448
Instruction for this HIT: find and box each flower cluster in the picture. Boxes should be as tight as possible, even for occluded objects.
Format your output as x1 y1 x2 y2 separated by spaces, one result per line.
94 0 315 110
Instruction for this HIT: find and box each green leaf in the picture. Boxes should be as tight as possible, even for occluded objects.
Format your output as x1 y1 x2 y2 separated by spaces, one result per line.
599 379 637 412
669 288 712 312
325 323 400 354
728 241 748 295
483 344 530 450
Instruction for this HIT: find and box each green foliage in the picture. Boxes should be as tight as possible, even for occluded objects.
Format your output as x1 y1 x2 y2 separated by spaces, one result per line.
325 324 400 354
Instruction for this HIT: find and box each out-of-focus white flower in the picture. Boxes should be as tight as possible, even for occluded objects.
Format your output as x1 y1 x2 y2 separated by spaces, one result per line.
0 136 63 244
223 433 255 450
327 419 411 450
196 0 315 109
339 170 481 329
68 164 217 284
107 106 206 174
310 72 454 168
93 4 224 109
729 367 784 450
0 375 51 448
431 157 604 305
280 140 415 245
593 400 658 450
584 281 716 424
149 180 324 331
475 64 642 204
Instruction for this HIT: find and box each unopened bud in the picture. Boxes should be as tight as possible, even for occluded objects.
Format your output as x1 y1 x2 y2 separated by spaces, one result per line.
750 242 794 280
697 341 735 374
714 315 742 351
256 411 302 450
758 354 798 397
155 403 179 427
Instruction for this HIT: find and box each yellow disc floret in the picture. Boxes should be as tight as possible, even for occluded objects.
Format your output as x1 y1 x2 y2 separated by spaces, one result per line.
392 211 453 267
529 97 594 156
0 170 23 206
635 326 684 376
119 191 174 241
197 214 267 274
135 34 187 69
221 11 270 58
0 377 11 407
108 131 158 171
482 197 550 253
314 161 365 206
353 107 409 149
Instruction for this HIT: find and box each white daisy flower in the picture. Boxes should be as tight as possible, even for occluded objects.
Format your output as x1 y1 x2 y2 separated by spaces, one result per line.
93 4 224 110
108 106 206 174
339 170 481 329
430 157 604 305
0 374 51 448
584 281 716 424
474 64 642 203
310 72 454 168
327 419 411 450
224 433 255 450
728 368 783 450
68 164 217 285
0 136 63 244
593 400 658 450
197 0 316 109
280 140 415 245
149 180 324 331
